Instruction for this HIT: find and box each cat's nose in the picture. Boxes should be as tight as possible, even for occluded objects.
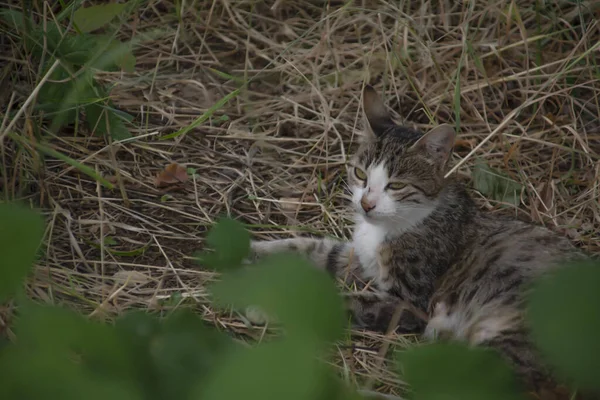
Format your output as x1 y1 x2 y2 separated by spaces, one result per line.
360 197 376 213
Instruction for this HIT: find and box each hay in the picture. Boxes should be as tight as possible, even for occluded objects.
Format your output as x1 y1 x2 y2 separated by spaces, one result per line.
1 0 599 397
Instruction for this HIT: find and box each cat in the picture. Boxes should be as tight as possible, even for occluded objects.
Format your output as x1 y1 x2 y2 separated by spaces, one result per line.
248 85 586 396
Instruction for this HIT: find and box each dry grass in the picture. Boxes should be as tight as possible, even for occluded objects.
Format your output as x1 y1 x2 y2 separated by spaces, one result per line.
1 0 600 397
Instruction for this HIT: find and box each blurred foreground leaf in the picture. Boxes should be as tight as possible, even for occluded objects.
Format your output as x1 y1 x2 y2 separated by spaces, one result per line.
6 305 234 400
196 339 342 400
146 310 235 399
398 342 526 400
0 203 45 301
211 253 346 344
197 217 250 270
527 260 600 392
0 345 141 400
114 310 234 399
5 304 140 400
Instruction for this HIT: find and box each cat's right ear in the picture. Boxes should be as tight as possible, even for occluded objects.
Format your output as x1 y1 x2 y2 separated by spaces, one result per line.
410 124 456 168
362 85 395 139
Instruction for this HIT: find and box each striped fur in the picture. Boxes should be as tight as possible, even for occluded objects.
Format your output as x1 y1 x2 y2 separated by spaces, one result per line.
247 86 589 396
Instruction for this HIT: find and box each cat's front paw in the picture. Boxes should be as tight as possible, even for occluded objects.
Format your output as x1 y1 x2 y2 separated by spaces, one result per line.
241 240 264 265
244 240 279 264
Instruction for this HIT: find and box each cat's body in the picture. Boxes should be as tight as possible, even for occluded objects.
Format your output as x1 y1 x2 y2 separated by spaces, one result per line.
249 86 584 394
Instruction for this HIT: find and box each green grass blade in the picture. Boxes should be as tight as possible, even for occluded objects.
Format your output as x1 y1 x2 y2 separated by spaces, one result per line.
160 88 242 140
8 132 114 189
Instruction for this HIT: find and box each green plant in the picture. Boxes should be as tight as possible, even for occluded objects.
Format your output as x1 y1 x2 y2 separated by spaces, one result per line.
472 160 524 206
0 203 598 400
528 260 600 393
1 2 139 141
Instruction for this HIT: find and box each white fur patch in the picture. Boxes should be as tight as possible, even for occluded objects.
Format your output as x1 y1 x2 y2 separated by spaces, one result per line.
369 162 388 191
352 216 388 287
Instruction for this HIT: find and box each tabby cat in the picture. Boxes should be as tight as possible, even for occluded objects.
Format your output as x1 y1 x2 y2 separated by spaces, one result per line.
249 85 584 395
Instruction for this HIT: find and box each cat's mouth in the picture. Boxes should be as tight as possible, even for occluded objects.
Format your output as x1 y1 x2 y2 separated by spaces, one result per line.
359 209 386 221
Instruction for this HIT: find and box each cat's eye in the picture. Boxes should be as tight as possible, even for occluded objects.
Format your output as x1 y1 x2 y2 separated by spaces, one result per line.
386 182 406 190
354 167 367 181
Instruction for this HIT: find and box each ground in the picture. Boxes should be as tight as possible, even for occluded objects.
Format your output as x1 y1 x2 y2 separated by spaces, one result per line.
1 0 599 398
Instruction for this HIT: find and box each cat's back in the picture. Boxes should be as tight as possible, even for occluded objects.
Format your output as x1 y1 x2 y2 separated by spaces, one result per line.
426 211 582 347
472 212 579 276
430 210 581 323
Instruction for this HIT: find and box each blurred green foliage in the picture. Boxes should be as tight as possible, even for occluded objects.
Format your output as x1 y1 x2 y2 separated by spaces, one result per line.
1 201 598 400
196 216 251 270
398 343 527 400
0 202 45 302
528 260 600 392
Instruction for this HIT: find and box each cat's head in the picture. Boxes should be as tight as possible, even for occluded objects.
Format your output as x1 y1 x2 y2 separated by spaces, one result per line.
347 85 456 226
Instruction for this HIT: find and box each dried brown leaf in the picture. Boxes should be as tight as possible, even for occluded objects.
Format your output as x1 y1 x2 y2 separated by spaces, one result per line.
154 163 188 187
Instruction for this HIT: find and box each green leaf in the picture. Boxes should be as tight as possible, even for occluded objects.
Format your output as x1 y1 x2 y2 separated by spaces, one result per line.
151 310 235 399
210 253 346 344
0 9 28 32
161 87 242 140
46 70 98 131
527 260 600 392
85 101 132 140
27 25 97 66
0 202 45 301
104 236 118 246
8 303 142 400
195 339 341 400
197 217 250 270
112 311 168 399
15 303 130 371
398 342 526 400
73 2 128 33
114 44 136 73
28 27 134 72
472 161 523 205
90 36 136 72
57 33 99 65
84 237 148 257
0 343 141 400
35 62 95 125
113 310 234 400
112 107 135 123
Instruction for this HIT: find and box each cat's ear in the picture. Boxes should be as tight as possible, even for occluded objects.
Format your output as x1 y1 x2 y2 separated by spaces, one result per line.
411 124 456 166
362 85 395 138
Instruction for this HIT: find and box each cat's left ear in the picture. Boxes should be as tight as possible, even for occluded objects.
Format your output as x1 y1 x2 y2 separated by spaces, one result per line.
362 85 395 138
410 124 456 166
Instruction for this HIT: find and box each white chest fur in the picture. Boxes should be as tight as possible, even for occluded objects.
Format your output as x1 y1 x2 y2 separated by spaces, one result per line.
352 219 388 286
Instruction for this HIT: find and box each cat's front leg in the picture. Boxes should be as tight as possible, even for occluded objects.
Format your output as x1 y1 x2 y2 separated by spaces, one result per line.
249 237 353 274
243 237 353 326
